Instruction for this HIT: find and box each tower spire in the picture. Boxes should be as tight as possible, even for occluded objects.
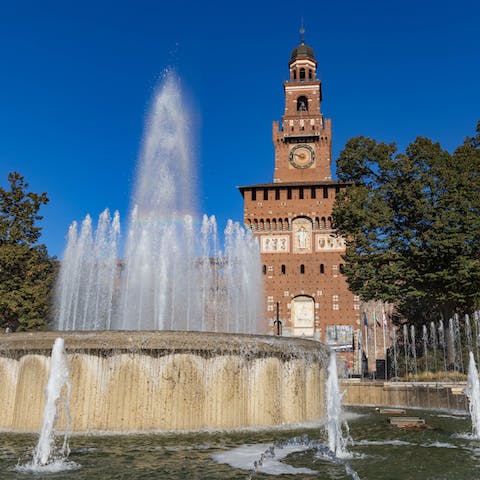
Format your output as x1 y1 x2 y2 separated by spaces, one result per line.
300 18 305 45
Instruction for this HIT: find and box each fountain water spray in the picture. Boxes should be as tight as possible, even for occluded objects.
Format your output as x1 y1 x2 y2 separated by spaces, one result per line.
454 314 465 373
326 351 350 457
430 321 438 372
410 325 418 378
55 72 263 333
466 351 480 438
422 325 429 372
438 321 448 374
403 324 409 379
392 326 399 379
17 338 77 473
465 314 473 354
474 311 480 365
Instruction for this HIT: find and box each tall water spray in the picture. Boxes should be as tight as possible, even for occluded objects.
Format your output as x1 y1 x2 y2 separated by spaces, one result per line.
410 325 418 377
392 326 399 379
55 72 262 333
467 352 480 438
438 321 448 373
326 351 350 457
403 324 409 378
430 321 438 372
422 325 429 372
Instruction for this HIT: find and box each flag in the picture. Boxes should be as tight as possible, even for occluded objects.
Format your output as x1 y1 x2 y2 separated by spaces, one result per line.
382 309 388 328
363 311 368 327
374 310 381 328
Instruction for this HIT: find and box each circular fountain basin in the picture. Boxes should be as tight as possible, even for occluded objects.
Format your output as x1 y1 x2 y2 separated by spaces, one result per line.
0 331 329 433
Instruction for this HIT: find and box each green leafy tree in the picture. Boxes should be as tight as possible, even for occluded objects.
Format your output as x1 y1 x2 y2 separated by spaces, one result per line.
333 123 480 325
0 172 56 331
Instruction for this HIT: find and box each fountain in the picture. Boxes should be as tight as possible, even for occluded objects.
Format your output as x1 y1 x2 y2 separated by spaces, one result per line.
0 71 330 435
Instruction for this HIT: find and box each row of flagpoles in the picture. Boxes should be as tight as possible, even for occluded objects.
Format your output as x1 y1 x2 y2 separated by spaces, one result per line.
359 309 389 376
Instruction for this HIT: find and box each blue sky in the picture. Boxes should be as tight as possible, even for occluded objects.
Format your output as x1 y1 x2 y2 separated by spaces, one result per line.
1 0 479 257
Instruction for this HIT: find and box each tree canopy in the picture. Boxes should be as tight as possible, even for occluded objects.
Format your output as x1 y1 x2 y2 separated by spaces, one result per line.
0 172 56 331
333 122 480 324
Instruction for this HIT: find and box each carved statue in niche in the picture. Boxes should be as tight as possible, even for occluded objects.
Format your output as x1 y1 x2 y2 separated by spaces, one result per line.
292 218 312 254
297 227 307 249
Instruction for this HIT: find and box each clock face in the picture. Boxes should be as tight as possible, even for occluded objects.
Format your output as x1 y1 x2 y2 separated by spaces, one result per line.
289 144 315 169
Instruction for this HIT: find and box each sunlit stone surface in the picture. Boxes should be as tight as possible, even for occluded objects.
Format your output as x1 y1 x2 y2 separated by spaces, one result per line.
0 331 329 433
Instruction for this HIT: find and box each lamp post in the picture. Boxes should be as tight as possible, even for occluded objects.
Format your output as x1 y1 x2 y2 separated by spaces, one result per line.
274 301 282 336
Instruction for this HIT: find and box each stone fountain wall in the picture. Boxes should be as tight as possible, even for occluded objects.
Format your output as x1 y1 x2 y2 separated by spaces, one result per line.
0 331 329 433
341 380 468 411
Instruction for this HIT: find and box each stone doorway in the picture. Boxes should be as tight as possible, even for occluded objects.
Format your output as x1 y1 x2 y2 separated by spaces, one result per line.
291 295 315 337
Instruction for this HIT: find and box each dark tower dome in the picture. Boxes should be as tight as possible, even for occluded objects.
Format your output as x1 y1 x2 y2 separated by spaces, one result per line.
290 42 315 62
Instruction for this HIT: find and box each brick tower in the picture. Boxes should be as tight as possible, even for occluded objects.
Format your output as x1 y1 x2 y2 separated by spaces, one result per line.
239 36 360 359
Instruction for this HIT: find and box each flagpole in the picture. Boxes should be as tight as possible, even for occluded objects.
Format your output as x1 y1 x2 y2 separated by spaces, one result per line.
357 328 362 376
382 309 388 379
373 310 378 378
363 311 369 375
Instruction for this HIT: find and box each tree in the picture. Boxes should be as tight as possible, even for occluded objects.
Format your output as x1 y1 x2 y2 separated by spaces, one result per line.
0 172 56 331
332 123 480 325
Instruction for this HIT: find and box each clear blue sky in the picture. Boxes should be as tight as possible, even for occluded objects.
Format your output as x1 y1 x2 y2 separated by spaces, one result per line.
1 0 479 257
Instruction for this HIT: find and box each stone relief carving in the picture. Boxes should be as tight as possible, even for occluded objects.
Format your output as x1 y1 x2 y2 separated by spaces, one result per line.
261 235 290 253
315 234 346 252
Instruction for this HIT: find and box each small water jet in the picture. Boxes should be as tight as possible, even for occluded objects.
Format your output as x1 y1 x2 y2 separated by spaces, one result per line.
16 338 78 473
466 351 480 438
326 351 351 457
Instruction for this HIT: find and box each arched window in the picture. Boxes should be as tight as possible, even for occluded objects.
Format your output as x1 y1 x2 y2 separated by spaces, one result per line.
297 96 308 111
262 265 267 275
309 69 313 80
300 68 305 80
300 264 305 274
281 265 286 274
320 264 325 274
293 69 297 80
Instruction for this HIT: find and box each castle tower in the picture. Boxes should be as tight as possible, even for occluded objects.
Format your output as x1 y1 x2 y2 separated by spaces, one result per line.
273 35 332 183
239 35 360 364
